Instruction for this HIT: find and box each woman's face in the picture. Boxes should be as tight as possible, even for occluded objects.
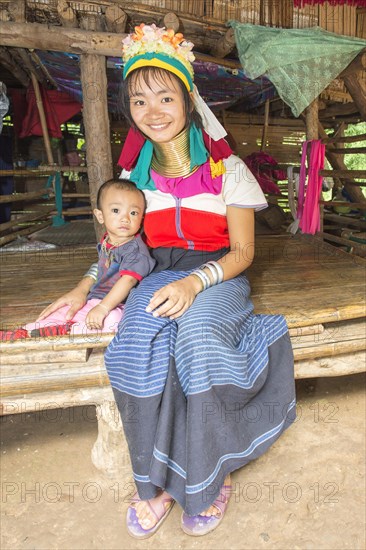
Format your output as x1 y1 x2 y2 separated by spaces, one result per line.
128 72 187 143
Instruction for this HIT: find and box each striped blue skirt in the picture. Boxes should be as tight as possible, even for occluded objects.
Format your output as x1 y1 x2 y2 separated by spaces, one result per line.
104 270 296 516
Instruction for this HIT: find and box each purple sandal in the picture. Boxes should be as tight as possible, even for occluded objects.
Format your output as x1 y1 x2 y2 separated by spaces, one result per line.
181 484 232 536
126 491 175 539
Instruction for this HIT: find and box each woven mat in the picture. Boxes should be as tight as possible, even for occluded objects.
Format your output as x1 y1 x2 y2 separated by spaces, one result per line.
30 220 97 246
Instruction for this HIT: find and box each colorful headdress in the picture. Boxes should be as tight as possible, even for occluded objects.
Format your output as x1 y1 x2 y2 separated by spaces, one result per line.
122 24 195 92
119 24 233 189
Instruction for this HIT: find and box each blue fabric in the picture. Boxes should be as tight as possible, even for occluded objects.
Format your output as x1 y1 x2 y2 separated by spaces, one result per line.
88 235 156 300
105 270 296 515
45 172 67 227
189 124 208 169
130 140 155 191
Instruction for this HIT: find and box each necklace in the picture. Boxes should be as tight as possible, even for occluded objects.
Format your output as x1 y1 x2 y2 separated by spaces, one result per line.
101 236 119 269
151 127 198 178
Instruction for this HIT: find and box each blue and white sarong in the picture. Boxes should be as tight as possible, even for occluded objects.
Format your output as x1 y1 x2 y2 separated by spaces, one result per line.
105 270 296 516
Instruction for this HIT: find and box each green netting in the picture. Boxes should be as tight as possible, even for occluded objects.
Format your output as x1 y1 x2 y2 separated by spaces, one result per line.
229 23 366 117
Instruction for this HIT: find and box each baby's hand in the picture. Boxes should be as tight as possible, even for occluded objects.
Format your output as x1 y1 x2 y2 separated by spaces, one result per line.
85 305 109 330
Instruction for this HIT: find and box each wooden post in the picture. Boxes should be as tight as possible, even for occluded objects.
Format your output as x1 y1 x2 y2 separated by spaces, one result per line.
0 47 29 88
342 73 366 121
210 28 236 58
163 12 180 32
105 5 127 33
79 54 113 240
305 99 319 141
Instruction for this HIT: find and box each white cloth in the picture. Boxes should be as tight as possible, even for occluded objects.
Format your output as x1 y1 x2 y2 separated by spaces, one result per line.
192 85 227 141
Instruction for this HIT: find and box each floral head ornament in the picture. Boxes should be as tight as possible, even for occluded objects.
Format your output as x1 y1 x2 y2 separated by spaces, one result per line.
122 24 195 92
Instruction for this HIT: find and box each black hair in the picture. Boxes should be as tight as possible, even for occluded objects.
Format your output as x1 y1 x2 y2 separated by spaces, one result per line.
96 179 146 210
119 66 203 131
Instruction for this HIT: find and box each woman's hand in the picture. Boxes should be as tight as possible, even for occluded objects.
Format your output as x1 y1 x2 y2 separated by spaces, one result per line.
146 275 202 320
36 286 89 322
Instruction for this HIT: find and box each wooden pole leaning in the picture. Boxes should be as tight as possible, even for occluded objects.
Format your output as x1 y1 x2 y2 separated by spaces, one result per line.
79 53 113 241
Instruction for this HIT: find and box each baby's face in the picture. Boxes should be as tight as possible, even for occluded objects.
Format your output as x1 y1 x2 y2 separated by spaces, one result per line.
97 187 145 244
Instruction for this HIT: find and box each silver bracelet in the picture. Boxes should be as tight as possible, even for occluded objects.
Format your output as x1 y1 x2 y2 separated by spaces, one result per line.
199 262 219 285
200 261 224 284
84 263 98 282
191 269 211 290
208 260 224 283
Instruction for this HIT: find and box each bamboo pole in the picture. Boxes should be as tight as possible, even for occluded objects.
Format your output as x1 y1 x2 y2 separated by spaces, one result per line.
323 132 366 144
328 147 366 154
319 170 366 178
0 220 52 246
0 207 54 232
260 99 270 151
0 189 52 204
0 333 114 353
320 201 366 208
319 232 366 256
0 167 88 176
323 213 366 229
30 73 54 166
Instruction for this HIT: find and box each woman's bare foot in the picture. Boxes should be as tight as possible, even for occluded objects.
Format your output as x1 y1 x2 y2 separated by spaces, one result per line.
199 475 231 517
132 490 173 530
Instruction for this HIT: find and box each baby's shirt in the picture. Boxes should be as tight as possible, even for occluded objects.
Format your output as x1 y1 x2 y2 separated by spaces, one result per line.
88 234 156 301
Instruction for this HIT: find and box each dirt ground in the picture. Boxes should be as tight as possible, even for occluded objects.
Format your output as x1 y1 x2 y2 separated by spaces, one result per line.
1 374 365 550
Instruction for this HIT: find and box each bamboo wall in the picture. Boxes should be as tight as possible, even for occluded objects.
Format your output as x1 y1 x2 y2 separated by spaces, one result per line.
125 0 365 37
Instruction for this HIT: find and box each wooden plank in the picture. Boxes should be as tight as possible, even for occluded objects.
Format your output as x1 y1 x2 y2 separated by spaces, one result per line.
328 147 366 154
294 351 366 379
0 333 113 354
0 220 52 246
319 170 366 178
320 232 366 255
1 235 365 330
0 207 54 232
323 213 366 229
0 189 52 204
288 324 324 337
323 132 366 144
0 167 88 176
1 348 88 367
320 201 366 208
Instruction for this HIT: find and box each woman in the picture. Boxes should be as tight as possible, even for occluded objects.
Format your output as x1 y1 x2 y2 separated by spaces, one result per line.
49 24 296 538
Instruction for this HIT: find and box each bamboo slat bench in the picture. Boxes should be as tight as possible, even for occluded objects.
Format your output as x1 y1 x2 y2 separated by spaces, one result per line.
1 234 365 475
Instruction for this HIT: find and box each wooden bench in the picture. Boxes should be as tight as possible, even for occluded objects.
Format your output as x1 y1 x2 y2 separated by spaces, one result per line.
1 319 365 476
1 234 365 476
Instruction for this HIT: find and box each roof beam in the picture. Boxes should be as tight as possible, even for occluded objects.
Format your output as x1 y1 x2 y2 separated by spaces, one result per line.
0 20 244 70
0 21 127 57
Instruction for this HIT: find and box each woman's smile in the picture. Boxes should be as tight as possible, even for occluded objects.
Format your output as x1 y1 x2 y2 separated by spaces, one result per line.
129 75 186 143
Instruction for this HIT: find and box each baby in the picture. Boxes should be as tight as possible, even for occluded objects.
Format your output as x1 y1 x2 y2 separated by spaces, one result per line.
1 179 155 340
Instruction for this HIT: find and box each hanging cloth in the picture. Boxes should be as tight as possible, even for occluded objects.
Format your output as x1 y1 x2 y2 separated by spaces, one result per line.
229 23 366 117
297 140 325 235
10 85 82 139
45 172 67 227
